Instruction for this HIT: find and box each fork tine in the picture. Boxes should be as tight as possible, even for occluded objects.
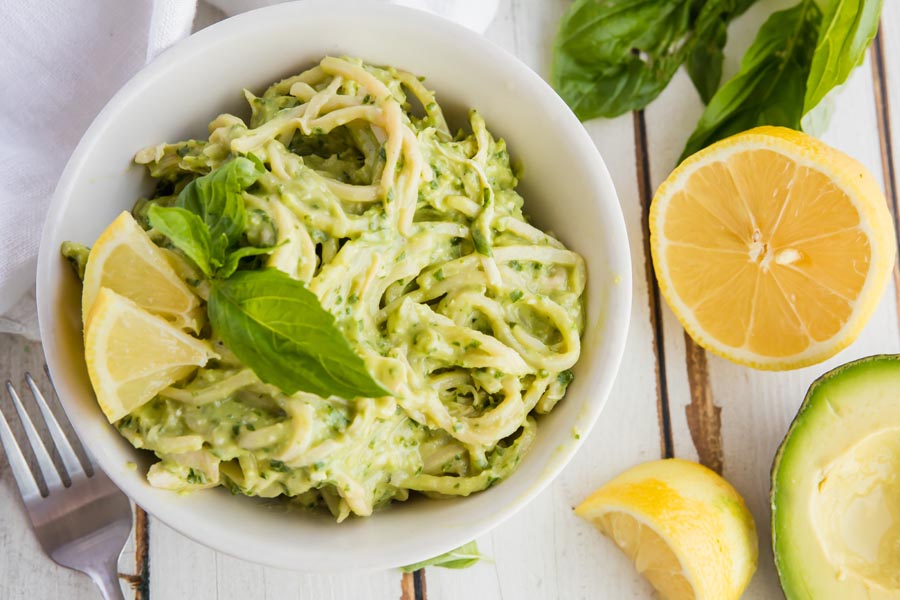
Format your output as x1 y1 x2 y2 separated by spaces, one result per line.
0 394 42 501
25 374 86 481
44 364 99 470
7 381 64 491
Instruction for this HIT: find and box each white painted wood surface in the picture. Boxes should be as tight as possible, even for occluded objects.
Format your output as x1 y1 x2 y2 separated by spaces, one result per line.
3 1 900 599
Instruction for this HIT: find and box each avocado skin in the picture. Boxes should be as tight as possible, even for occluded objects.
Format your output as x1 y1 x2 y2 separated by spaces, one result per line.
770 354 900 599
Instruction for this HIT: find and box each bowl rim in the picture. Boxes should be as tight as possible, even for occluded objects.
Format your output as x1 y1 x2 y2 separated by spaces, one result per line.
36 0 632 571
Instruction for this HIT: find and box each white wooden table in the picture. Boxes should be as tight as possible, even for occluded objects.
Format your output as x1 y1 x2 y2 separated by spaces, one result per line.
4 1 900 598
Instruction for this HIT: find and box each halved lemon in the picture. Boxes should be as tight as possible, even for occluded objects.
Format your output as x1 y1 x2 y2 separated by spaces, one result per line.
84 287 218 423
82 211 203 332
650 126 896 370
576 459 758 600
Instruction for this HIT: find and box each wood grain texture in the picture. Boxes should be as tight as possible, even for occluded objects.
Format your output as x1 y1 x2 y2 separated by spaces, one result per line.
880 2 900 205
400 572 415 600
130 507 150 599
682 335 722 475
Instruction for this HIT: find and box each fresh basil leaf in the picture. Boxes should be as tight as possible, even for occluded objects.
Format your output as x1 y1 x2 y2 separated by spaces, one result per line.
803 0 882 113
218 245 277 279
208 269 389 399
679 0 821 162
551 0 760 118
148 205 213 276
210 233 230 271
399 542 484 573
176 157 262 247
686 0 759 104
686 15 726 105
551 0 697 120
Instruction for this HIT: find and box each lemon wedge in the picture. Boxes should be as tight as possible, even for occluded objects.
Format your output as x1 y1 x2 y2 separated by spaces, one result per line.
650 126 895 370
82 211 203 332
576 458 757 600
84 287 218 423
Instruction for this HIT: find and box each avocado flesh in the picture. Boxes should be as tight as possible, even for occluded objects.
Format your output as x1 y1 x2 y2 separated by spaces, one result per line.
773 355 900 599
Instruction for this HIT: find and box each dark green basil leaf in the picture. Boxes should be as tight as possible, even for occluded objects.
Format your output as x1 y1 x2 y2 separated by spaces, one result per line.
551 0 696 120
686 0 759 104
210 233 229 271
218 245 277 279
208 269 389 399
803 0 882 113
176 157 263 247
551 0 759 119
686 16 726 105
399 542 484 573
679 0 821 162
148 205 213 276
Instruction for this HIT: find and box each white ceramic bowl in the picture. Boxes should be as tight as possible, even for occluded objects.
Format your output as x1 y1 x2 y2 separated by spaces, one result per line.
36 0 631 571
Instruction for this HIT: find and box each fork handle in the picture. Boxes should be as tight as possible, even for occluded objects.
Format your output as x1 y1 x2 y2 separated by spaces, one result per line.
88 559 125 600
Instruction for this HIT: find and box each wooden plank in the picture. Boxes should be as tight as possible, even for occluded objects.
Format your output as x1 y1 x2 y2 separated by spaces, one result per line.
148 518 404 600
642 60 707 471
643 4 900 599
870 30 900 325
682 335 722 474
148 517 217 599
146 503 401 600
876 5 900 297
0 334 134 598
634 110 675 459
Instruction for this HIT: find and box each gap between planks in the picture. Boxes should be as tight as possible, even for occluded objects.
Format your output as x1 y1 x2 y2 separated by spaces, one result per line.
870 28 900 327
633 110 675 460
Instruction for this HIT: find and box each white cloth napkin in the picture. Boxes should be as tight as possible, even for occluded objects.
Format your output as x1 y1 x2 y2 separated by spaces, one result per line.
0 0 499 340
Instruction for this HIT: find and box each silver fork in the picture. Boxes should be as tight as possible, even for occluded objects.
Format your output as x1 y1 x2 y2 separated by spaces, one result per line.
0 373 133 600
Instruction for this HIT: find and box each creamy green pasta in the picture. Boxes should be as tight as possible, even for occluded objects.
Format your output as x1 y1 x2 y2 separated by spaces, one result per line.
114 57 585 521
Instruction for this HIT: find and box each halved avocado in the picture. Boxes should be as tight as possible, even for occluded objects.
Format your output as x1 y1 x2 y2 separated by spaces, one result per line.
772 354 900 598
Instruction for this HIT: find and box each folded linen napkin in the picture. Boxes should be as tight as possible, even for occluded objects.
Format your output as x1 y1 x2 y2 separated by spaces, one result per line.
0 0 498 340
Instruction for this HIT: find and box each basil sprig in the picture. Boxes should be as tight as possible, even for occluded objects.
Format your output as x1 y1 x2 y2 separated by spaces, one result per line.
680 1 822 160
680 0 882 161
686 0 760 104
399 541 484 573
148 157 265 277
552 0 883 160
146 157 387 400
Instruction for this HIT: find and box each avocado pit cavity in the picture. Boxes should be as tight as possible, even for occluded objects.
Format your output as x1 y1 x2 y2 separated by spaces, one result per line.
813 428 900 591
